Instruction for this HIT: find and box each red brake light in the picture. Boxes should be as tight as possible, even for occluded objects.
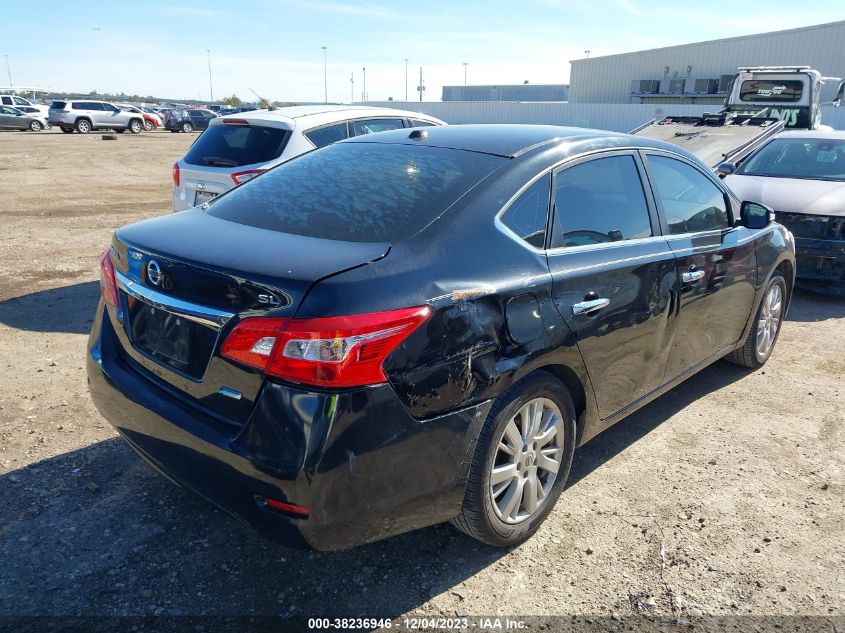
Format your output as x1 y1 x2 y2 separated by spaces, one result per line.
221 306 431 388
231 168 264 185
99 248 119 307
172 162 180 187
222 118 249 125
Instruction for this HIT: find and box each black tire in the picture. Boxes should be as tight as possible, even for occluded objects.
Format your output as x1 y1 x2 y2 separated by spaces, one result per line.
60 127 74 134
143 119 153 131
116 129 126 134
129 119 143 134
29 120 43 132
725 271 788 369
75 118 92 134
451 371 576 547
181 121 193 133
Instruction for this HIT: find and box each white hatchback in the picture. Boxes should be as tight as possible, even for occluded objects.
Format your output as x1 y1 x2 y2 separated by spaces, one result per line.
171 105 445 211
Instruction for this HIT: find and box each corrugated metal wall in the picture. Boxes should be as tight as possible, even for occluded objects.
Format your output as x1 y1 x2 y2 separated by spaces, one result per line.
568 20 845 103
367 101 845 132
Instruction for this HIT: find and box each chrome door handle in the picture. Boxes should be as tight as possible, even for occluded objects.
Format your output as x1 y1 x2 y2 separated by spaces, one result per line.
682 270 705 283
571 298 610 315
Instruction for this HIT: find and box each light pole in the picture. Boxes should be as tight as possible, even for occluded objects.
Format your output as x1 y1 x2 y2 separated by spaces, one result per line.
362 67 366 102
463 62 468 85
417 66 425 102
350 72 354 104
3 55 12 87
404 58 408 101
206 49 214 103
321 45 327 103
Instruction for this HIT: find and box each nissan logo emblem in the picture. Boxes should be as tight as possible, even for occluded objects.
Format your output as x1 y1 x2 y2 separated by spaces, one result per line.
147 260 162 287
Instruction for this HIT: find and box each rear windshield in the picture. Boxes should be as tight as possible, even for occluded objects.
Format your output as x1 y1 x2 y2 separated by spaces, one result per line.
737 137 845 181
183 124 291 168
207 142 505 242
739 80 803 103
50 101 67 109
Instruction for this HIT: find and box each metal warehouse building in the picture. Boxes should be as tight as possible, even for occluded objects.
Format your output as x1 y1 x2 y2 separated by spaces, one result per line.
569 20 845 104
442 84 569 102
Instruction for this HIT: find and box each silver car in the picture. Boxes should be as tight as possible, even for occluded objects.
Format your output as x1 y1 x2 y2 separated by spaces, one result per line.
172 105 445 211
0 106 46 131
48 99 145 134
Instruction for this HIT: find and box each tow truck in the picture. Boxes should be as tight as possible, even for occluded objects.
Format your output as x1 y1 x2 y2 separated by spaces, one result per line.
631 66 844 170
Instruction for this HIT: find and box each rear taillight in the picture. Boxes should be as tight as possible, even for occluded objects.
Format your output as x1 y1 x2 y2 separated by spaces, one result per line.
99 248 119 307
172 162 180 187
222 118 249 125
221 306 431 388
231 169 264 185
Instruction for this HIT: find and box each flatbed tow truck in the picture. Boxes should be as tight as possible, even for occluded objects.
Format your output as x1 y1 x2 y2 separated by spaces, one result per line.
631 66 843 169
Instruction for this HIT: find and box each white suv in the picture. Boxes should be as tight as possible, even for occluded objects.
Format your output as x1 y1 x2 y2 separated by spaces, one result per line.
172 105 445 211
48 100 145 134
0 94 48 115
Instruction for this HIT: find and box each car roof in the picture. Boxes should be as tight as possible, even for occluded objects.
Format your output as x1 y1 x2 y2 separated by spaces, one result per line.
768 129 845 140
214 105 443 130
340 124 694 159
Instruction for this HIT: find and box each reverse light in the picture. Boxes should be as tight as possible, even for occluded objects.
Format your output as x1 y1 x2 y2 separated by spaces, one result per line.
172 162 180 187
221 306 431 388
231 169 265 185
99 248 119 307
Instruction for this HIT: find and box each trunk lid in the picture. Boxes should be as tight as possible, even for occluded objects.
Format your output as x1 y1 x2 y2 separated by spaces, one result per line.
110 209 389 423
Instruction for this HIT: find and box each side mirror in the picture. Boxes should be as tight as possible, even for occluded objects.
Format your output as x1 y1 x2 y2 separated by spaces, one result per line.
740 201 775 230
715 162 736 178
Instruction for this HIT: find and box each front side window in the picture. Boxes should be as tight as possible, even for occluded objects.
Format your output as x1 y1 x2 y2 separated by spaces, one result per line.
304 122 349 148
12 97 28 106
550 155 652 248
647 155 729 234
737 137 845 181
351 118 405 136
207 143 505 243
499 175 550 249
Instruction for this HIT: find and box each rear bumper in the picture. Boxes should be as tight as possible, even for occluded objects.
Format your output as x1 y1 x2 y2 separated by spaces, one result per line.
87 302 489 550
794 236 845 294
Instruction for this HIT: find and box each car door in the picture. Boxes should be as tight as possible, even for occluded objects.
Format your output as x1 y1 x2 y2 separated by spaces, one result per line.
546 151 677 419
641 151 757 381
0 106 18 129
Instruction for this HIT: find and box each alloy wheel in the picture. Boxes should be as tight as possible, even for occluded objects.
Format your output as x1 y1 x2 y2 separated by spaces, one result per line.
756 282 783 359
489 397 565 524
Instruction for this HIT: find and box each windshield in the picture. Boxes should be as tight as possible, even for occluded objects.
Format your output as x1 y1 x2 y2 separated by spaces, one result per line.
737 137 845 180
739 79 804 103
206 142 505 243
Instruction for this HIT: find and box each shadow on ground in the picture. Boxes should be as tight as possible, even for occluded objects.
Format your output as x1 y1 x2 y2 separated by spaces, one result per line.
0 281 98 334
786 288 845 323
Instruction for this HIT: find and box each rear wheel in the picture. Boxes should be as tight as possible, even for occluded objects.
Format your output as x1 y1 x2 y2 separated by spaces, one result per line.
29 120 43 132
129 119 143 134
60 127 74 134
75 118 92 134
725 271 787 368
452 372 576 547
181 121 193 133
143 119 153 131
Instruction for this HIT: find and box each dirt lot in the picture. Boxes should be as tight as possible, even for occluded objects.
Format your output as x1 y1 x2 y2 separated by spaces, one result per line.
0 128 843 627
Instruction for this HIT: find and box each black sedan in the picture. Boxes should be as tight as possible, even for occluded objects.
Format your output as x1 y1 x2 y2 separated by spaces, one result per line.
164 108 217 133
87 125 795 550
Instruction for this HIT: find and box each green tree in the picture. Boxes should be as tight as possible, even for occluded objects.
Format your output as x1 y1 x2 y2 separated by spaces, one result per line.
221 94 242 107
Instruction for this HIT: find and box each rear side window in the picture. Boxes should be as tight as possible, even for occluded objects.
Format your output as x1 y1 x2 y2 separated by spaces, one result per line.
499 175 551 249
351 118 405 136
550 155 652 248
647 155 729 234
1 97 11 105
304 122 349 148
409 118 437 127
183 125 291 168
207 143 505 243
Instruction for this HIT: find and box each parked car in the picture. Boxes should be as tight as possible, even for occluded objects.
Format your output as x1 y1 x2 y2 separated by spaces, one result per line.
118 104 161 130
164 108 216 133
48 100 144 134
171 105 445 211
13 104 50 127
0 105 46 131
723 130 845 295
88 125 795 551
0 94 48 115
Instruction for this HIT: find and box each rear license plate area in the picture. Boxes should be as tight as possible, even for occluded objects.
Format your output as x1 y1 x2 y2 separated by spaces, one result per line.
194 190 218 206
125 295 218 379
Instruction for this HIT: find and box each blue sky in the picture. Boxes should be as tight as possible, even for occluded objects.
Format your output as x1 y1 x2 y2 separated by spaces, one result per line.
3 0 843 102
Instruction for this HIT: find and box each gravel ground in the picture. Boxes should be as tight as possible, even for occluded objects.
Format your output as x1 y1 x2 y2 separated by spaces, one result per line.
0 128 842 628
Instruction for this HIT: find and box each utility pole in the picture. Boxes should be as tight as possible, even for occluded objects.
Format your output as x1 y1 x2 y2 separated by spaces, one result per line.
417 66 425 102
404 58 408 101
362 67 366 102
350 72 354 104
463 62 468 85
3 55 11 87
206 49 214 103
321 45 327 103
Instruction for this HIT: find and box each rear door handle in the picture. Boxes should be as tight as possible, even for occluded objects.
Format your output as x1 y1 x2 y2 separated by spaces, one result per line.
571 298 610 316
682 269 705 283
